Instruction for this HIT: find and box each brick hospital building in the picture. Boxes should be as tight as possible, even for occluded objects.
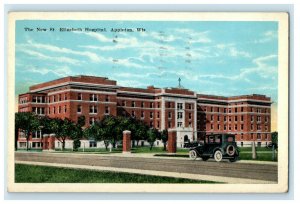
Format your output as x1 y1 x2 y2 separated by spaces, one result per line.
17 75 272 149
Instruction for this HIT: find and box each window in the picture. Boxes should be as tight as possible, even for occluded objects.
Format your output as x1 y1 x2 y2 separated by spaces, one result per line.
150 112 153 119
131 111 135 117
229 126 231 131
157 102 160 108
177 122 182 127
265 125 268 131
105 106 109 115
218 124 220 130
235 107 237 112
229 116 231 122
89 117 95 125
64 105 67 113
168 122 172 128
89 141 97 148
78 93 82 100
150 102 154 108
188 104 192 109
53 107 56 114
59 94 62 101
32 142 41 148
241 124 244 130
157 112 160 118
241 115 244 121
19 142 26 148
105 95 109 102
58 106 61 113
251 115 254 122
265 117 269 122
251 124 254 130
77 105 82 113
217 107 220 112
241 107 244 112
224 116 227 122
257 133 261 140
150 121 153 128
251 107 254 112
228 108 231 113
141 102 144 108
168 112 172 119
211 107 213 112
235 124 237 130
224 125 227 130
177 103 183 110
189 113 192 119
64 94 67 100
235 116 238 121
224 108 227 113
189 122 192 127
177 112 183 119
211 124 214 130
141 111 145 118
32 96 37 103
257 116 261 122
53 95 56 102
32 131 42 139
168 102 171 108
89 105 98 114
90 94 97 101
157 121 160 128
257 108 261 113
131 101 135 107
122 100 126 106
211 115 214 121
257 125 261 130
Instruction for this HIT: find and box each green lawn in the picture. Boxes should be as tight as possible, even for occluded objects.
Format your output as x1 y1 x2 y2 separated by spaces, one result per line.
15 164 216 183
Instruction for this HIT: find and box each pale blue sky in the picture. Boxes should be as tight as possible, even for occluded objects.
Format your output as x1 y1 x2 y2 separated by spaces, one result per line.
15 20 278 103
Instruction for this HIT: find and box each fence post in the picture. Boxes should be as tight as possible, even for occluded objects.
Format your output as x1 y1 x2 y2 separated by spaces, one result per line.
252 141 257 160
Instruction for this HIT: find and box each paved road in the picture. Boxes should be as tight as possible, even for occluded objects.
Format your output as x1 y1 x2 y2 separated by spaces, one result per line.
15 152 278 182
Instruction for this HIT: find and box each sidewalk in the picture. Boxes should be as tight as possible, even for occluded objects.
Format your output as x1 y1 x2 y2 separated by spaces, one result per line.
39 151 278 165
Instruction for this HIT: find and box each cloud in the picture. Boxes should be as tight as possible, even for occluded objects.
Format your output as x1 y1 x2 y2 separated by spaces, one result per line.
23 65 73 77
21 41 101 63
18 49 81 65
254 30 277 43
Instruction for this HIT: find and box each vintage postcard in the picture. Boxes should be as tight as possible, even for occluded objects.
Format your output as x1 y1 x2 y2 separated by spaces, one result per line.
7 12 289 193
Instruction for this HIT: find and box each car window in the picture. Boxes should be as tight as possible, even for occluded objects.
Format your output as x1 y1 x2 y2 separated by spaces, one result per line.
227 136 234 142
215 135 221 143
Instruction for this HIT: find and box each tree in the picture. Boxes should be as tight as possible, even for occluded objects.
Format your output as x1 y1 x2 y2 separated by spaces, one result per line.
134 121 148 147
271 131 278 144
71 125 83 151
15 112 40 151
147 128 160 150
84 121 111 151
160 129 168 151
49 118 76 150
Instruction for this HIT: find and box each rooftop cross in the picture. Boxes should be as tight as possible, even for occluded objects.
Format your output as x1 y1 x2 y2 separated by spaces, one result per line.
178 77 183 88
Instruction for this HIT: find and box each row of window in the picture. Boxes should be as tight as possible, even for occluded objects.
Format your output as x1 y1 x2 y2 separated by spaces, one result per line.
202 106 270 113
208 124 269 131
77 105 110 115
33 93 112 103
240 133 270 140
205 115 269 122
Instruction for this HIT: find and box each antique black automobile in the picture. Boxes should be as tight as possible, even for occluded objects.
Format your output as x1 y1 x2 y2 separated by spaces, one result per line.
189 134 239 162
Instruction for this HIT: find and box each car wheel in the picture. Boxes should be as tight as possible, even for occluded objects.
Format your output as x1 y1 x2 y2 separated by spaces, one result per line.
214 150 223 162
201 156 209 161
189 150 198 160
229 156 238 162
226 145 235 156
